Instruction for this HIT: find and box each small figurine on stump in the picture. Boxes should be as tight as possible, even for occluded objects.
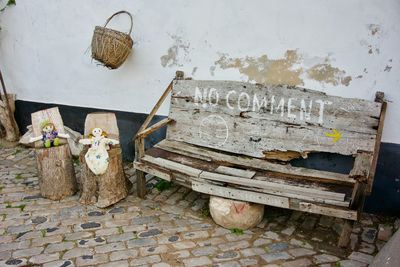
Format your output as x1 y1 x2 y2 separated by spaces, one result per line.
30 107 77 200
79 112 131 208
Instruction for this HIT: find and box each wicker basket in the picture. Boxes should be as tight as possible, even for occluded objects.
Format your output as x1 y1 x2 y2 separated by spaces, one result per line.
91 11 133 69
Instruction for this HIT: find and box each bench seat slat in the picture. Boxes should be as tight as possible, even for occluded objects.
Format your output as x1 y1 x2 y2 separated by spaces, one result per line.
215 166 256 179
193 181 357 220
140 149 351 207
200 171 346 201
155 139 355 184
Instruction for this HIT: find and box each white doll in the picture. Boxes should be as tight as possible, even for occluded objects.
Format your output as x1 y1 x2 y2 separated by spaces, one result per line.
79 127 119 175
29 121 70 148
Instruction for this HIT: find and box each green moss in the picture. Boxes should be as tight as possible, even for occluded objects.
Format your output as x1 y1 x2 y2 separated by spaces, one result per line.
40 229 47 238
154 180 172 192
230 228 244 235
200 206 210 218
15 173 23 180
117 226 124 234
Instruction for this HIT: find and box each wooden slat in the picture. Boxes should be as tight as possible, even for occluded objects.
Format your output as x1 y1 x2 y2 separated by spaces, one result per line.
133 161 172 181
167 108 377 157
234 184 350 207
167 80 381 156
367 101 387 194
156 139 355 184
200 171 345 201
141 155 202 177
192 181 290 208
135 80 173 137
136 118 173 138
215 166 256 179
297 201 358 220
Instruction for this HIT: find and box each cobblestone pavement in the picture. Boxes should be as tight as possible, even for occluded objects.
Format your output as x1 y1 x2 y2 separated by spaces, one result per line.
0 146 399 267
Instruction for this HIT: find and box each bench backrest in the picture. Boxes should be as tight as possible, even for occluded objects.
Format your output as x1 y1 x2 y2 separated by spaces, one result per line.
166 80 383 160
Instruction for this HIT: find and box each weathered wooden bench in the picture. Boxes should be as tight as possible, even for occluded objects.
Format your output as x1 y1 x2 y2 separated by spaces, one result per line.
134 73 386 246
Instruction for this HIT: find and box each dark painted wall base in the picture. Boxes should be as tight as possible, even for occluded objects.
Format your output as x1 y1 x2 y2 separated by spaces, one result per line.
14 100 400 216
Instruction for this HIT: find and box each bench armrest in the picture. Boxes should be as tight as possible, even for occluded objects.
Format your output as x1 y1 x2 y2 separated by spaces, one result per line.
136 118 174 139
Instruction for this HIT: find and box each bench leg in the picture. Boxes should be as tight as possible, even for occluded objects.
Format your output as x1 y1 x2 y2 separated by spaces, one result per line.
338 219 354 247
136 169 147 198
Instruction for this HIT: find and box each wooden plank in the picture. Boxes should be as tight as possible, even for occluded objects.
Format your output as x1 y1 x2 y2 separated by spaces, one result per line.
171 80 381 132
349 152 373 181
133 161 172 181
233 184 350 207
192 181 290 208
367 101 387 194
84 112 119 139
31 107 67 148
141 155 202 177
167 108 377 156
136 118 173 138
297 201 358 220
200 171 346 201
156 139 355 184
215 165 256 179
167 80 381 156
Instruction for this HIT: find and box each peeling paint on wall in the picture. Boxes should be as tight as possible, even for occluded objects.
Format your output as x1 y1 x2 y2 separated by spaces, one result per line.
215 50 303 86
160 35 190 67
307 64 352 86
213 50 352 87
368 24 381 36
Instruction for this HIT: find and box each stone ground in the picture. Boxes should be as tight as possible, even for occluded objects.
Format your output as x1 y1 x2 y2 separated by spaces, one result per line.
0 146 399 267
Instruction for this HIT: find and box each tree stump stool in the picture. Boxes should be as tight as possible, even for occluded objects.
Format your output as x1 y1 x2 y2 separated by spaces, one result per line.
79 112 132 208
31 107 77 200
209 196 264 230
35 144 77 200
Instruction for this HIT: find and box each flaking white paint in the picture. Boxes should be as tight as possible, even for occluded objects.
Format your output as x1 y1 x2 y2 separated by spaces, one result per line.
0 0 399 143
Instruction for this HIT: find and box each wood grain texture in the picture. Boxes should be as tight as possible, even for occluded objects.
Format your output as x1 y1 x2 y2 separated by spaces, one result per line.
84 112 119 139
167 80 381 157
35 144 77 200
215 165 256 179
80 147 131 207
192 181 290 208
156 139 355 184
0 94 19 142
349 152 373 182
31 107 67 148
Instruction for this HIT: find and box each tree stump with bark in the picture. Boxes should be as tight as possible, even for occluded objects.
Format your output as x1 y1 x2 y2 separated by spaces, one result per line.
0 94 19 142
31 107 77 200
79 112 132 208
35 144 77 200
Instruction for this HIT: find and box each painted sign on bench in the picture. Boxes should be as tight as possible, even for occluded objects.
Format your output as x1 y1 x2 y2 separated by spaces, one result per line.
167 80 381 158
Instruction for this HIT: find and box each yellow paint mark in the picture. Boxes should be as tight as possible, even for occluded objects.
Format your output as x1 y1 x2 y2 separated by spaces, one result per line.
325 129 342 143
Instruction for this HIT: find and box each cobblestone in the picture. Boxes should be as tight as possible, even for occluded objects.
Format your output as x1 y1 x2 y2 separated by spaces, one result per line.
0 146 398 266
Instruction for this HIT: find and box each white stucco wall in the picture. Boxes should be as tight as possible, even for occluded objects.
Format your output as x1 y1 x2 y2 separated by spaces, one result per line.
0 0 399 143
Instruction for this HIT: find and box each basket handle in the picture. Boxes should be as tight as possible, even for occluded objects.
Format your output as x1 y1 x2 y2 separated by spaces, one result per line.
103 10 133 35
